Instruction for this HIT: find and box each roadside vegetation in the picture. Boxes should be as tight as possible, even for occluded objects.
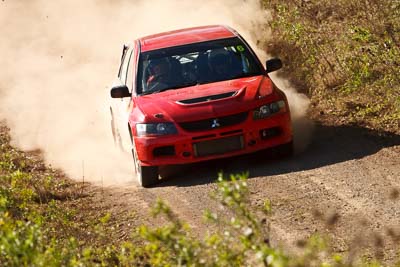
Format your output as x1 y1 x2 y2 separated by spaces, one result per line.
263 0 400 133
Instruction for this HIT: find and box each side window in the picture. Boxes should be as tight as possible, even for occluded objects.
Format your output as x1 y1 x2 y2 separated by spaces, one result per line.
126 50 135 92
120 48 133 85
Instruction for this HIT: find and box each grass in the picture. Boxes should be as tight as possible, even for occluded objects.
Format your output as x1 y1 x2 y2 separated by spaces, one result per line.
262 0 400 133
0 123 129 265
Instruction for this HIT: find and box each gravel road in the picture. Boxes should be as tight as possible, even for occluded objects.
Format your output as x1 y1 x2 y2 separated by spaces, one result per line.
98 122 400 263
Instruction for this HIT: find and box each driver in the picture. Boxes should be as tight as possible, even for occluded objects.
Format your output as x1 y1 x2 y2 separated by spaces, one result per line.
208 50 231 79
146 58 171 92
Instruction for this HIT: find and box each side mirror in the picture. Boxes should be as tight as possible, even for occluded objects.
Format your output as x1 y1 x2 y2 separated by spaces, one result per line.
110 85 131 98
265 58 282 73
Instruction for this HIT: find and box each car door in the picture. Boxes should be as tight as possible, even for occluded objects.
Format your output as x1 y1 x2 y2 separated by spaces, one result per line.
112 45 134 151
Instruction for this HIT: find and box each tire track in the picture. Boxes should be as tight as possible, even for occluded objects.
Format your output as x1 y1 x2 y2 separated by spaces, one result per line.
101 124 400 263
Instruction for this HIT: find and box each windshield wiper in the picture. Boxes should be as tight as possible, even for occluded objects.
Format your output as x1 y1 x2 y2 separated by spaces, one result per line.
141 81 199 95
196 73 260 85
229 72 261 80
141 89 164 95
162 81 199 90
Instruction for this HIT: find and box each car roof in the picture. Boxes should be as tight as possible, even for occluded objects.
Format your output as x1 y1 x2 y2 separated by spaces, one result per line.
138 25 238 52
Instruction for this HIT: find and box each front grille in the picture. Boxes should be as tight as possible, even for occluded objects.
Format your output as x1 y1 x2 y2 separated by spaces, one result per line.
192 134 217 140
220 129 243 136
193 135 244 157
179 112 248 132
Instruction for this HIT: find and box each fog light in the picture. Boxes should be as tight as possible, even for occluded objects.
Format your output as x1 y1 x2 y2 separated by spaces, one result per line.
260 127 281 140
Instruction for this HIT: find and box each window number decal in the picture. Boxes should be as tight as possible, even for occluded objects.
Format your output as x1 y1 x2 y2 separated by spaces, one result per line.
236 45 245 52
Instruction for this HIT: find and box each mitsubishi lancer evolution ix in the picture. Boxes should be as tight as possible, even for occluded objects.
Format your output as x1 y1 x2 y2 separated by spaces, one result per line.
109 25 292 187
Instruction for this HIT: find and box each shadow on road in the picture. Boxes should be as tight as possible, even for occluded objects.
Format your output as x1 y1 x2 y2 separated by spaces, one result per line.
156 123 400 187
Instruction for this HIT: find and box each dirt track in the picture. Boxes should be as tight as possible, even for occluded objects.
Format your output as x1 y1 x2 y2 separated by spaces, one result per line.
94 122 400 262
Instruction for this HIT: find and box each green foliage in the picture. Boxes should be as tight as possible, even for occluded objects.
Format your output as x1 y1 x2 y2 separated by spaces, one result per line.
350 26 372 42
263 0 400 133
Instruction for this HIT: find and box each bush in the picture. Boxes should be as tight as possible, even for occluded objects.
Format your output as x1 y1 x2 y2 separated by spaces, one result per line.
262 0 400 133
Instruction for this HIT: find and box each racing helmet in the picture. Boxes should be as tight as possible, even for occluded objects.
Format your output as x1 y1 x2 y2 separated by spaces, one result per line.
208 49 231 74
148 57 171 78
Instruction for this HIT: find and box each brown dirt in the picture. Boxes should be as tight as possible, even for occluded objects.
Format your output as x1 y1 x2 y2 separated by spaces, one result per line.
83 121 400 262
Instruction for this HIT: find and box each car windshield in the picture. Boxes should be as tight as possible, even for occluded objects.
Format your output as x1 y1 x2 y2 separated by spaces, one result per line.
136 37 264 95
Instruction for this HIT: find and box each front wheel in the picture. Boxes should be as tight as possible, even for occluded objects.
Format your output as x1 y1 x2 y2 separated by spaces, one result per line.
132 147 159 187
276 140 294 158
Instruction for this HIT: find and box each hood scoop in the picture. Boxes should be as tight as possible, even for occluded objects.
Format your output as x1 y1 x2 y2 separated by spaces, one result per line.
177 90 239 105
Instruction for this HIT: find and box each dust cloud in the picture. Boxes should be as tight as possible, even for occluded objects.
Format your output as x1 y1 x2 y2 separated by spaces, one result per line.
0 0 312 185
270 74 314 153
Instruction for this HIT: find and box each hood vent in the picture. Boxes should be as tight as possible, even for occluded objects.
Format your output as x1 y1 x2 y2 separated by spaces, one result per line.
177 91 237 105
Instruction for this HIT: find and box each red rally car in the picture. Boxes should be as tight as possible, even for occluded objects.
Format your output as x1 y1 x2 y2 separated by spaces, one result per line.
109 25 293 187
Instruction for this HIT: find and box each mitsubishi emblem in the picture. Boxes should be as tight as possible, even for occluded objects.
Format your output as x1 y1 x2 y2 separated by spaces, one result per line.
211 118 220 128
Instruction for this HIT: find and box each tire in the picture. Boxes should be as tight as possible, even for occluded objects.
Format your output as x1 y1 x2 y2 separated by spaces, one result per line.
276 140 294 158
131 147 159 188
138 165 159 188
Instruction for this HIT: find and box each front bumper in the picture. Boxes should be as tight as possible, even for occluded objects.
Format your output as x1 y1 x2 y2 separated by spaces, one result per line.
134 110 292 166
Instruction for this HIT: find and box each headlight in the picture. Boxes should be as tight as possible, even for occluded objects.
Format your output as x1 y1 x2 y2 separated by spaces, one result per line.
136 123 178 136
253 100 286 120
